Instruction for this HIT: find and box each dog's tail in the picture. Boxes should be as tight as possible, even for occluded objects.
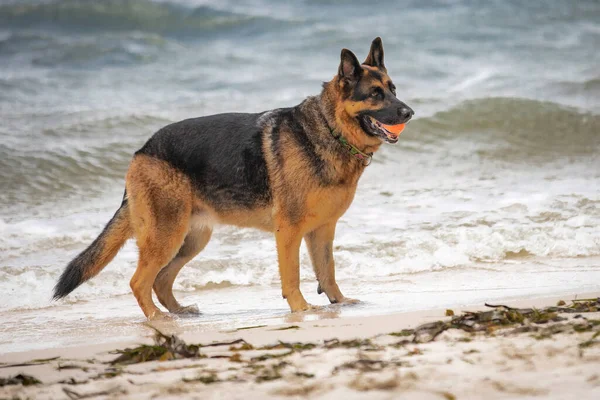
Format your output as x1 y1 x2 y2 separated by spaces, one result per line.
53 193 133 300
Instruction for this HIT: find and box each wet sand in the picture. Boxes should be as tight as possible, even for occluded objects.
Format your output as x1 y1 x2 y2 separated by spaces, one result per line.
2 292 599 399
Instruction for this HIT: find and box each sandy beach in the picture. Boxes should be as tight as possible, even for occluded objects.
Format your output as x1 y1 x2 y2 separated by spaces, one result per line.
2 292 599 399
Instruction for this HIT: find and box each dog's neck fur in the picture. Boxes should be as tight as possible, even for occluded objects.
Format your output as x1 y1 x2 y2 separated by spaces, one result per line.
287 82 383 185
318 78 382 155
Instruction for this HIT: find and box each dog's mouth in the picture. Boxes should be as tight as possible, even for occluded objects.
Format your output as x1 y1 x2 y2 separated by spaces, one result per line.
361 116 407 144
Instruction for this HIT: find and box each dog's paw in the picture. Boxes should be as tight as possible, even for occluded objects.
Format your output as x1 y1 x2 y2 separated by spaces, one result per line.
334 297 360 305
291 303 323 313
147 310 174 321
307 303 324 311
174 304 201 316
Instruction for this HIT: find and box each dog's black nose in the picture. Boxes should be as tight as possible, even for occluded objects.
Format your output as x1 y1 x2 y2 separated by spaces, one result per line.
398 107 414 120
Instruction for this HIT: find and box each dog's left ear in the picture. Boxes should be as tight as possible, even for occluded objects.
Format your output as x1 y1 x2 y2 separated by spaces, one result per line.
364 37 386 71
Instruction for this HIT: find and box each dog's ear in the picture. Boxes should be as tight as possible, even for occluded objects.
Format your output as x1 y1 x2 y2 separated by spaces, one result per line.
338 49 362 83
364 37 385 70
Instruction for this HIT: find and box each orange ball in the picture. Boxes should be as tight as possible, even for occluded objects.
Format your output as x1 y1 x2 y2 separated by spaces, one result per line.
381 123 406 135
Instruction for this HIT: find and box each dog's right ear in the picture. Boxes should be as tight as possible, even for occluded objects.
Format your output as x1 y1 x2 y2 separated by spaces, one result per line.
338 49 362 83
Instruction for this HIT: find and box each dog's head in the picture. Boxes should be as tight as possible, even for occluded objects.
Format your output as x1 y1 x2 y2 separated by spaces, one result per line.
334 37 414 144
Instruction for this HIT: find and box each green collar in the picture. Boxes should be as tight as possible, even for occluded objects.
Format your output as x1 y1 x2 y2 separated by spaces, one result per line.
328 127 373 166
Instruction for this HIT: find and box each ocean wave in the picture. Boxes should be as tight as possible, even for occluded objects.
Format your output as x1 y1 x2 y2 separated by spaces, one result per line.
0 114 170 205
556 77 600 93
1 97 598 208
0 0 287 37
408 97 600 159
0 30 174 68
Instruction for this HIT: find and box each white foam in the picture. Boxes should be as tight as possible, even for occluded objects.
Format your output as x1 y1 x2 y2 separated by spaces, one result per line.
2 153 599 313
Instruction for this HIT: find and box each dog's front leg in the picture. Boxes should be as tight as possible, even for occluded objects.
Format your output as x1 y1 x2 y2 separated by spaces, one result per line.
304 222 359 305
275 225 313 312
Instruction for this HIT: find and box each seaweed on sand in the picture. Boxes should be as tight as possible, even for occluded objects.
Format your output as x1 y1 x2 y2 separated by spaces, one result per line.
111 328 202 365
333 358 403 374
258 341 317 351
324 338 380 350
272 325 300 331
409 298 600 344
183 372 220 384
0 373 41 387
0 356 60 369
255 361 289 382
251 350 294 362
389 329 414 337
101 298 599 371
110 329 259 365
579 331 600 349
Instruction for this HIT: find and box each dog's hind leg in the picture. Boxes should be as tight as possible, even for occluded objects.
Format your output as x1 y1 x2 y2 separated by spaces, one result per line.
153 224 212 315
131 219 189 320
127 155 192 320
304 221 359 305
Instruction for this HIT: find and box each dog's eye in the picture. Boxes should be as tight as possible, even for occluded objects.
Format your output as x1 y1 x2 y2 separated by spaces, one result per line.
389 84 396 95
371 88 384 99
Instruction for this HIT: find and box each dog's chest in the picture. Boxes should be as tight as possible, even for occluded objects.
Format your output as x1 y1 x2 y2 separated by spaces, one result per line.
304 184 358 224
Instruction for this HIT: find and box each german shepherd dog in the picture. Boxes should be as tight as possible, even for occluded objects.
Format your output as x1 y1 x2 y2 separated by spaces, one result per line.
53 37 414 320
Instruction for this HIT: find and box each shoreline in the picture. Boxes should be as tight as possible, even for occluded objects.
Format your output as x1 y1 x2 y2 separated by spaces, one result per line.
1 290 597 359
3 260 600 355
2 291 599 399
